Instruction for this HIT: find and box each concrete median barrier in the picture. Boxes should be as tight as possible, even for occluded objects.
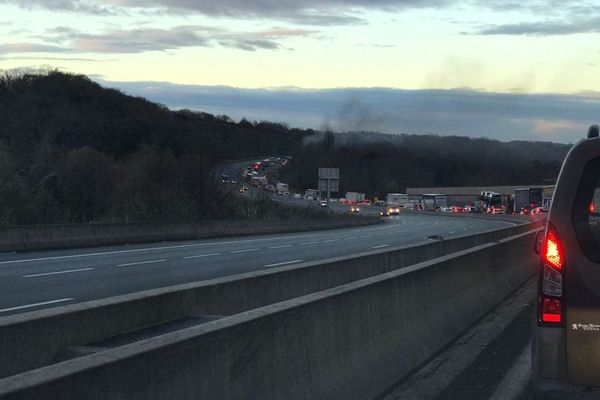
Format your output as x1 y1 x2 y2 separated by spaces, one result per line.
0 228 538 400
0 230 535 400
0 222 541 381
0 217 381 252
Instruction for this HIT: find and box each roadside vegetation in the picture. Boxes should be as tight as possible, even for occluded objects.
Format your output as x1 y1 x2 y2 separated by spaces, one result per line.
0 70 570 225
281 131 569 200
0 70 308 225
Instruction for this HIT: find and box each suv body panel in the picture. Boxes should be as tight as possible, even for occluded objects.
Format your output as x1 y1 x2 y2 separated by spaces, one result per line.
534 137 600 396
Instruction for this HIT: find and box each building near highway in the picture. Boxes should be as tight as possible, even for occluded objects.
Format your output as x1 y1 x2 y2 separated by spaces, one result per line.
407 185 548 206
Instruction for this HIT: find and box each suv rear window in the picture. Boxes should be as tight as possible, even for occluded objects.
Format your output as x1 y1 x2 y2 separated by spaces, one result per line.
573 158 600 262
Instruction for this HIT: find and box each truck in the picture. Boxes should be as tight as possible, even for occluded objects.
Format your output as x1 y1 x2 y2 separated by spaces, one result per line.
304 189 318 200
384 193 409 215
422 194 447 211
345 192 365 204
276 183 289 195
480 191 502 206
250 175 267 188
514 187 543 214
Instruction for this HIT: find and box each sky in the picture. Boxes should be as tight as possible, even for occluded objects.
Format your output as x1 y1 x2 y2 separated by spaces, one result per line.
1 0 600 142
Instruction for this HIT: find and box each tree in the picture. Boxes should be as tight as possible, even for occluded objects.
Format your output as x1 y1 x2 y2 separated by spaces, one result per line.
56 147 115 222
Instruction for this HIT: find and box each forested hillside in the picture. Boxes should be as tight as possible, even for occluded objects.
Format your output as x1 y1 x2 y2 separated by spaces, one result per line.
0 70 308 225
281 131 570 199
0 70 571 225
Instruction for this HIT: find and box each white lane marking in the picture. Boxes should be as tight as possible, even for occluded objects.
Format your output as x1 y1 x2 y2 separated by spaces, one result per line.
362 235 372 238
264 259 303 267
300 241 319 246
183 253 220 259
0 298 74 314
488 343 532 400
268 245 293 249
23 268 94 278
0 216 440 267
323 239 340 243
117 259 166 267
345 237 359 240
449 231 456 234
372 244 390 249
0 233 329 266
231 248 260 254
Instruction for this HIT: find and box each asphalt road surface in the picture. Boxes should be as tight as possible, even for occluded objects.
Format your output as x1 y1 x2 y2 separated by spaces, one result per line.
0 213 513 317
381 277 537 400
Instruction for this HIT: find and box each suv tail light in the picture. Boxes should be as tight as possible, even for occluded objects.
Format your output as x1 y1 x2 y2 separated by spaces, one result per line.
539 224 565 325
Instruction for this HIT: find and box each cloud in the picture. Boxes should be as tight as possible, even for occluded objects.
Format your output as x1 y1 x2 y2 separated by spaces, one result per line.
282 14 367 26
0 42 70 53
3 56 117 62
94 79 600 143
472 16 600 36
0 25 316 55
0 0 115 14
532 119 588 141
70 26 211 53
0 0 448 25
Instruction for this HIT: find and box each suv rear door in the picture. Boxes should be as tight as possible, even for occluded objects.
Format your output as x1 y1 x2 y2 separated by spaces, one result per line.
557 139 600 385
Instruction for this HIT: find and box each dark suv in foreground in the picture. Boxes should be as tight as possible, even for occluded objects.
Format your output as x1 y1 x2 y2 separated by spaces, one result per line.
533 125 600 399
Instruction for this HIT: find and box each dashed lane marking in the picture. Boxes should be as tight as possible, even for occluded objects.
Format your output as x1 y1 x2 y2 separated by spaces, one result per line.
23 268 94 278
183 253 220 259
231 248 261 254
372 244 390 249
117 259 167 267
264 259 304 267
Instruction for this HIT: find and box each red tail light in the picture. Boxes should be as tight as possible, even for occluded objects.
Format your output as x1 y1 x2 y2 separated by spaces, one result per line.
539 224 565 326
542 228 563 271
541 297 562 323
590 202 596 213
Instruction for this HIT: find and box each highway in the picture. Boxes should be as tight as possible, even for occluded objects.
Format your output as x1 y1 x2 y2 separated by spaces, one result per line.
0 213 513 317
383 277 537 400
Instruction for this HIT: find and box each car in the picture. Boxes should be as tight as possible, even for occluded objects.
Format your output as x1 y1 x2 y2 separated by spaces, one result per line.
440 206 452 212
349 206 360 214
533 125 600 399
487 206 504 214
385 206 401 215
319 200 328 208
530 207 546 216
239 186 248 193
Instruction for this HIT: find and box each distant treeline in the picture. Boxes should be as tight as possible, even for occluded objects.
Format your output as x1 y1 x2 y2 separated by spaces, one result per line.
0 70 571 225
280 131 570 200
0 70 308 225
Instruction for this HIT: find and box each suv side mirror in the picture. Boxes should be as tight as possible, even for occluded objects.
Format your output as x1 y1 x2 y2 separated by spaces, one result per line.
534 230 544 254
